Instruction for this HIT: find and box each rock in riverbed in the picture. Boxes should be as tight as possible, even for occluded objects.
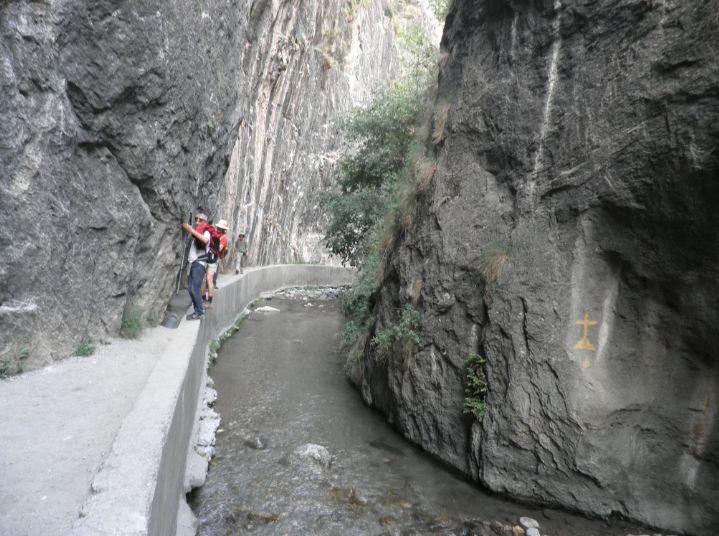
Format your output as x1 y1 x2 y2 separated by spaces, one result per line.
291 443 332 470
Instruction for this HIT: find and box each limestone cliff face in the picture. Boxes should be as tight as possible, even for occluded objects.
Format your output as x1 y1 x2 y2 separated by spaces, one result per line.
215 1 399 266
351 1 719 534
0 0 416 373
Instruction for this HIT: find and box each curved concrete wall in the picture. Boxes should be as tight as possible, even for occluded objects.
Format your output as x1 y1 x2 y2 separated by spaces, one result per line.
71 265 355 536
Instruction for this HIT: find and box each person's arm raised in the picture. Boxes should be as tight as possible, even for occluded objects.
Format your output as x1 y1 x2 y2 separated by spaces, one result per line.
181 223 210 244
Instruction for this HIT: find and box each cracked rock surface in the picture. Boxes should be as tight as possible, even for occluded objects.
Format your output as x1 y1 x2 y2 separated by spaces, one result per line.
0 0 426 373
350 1 719 534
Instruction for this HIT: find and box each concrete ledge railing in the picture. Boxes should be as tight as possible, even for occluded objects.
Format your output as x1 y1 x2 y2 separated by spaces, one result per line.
72 265 356 536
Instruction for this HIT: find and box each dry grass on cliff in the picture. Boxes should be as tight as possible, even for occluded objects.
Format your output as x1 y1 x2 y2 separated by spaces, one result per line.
412 154 437 194
480 244 509 284
432 102 451 145
409 278 423 306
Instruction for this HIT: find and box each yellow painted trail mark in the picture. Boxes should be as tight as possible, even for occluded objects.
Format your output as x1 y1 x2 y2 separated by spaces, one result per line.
574 312 598 351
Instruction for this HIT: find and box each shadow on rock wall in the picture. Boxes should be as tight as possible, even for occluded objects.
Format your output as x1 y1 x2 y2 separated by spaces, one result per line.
351 1 719 534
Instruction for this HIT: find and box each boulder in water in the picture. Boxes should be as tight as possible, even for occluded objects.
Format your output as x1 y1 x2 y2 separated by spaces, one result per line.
291 443 332 470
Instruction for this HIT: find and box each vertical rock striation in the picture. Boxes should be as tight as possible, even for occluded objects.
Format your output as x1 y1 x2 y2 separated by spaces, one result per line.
216 0 439 266
0 0 429 373
352 1 719 534
215 0 399 266
1 0 246 372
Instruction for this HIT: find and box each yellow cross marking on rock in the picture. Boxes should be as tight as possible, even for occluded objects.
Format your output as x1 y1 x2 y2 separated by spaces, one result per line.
574 312 598 352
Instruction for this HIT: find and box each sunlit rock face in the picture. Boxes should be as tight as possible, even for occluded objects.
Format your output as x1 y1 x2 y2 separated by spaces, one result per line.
0 0 425 373
351 1 719 533
215 1 400 266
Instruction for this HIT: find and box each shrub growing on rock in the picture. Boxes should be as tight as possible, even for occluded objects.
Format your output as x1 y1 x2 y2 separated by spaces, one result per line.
464 353 488 419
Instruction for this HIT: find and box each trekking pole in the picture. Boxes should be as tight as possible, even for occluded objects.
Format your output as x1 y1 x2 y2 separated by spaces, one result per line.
175 212 193 294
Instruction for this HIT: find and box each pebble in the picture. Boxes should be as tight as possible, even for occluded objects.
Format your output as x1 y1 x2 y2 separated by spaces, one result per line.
526 529 540 536
293 443 332 469
519 517 539 530
244 436 267 449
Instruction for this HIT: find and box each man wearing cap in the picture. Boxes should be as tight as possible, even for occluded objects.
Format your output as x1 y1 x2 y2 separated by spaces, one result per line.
181 213 210 320
234 232 248 274
204 219 229 307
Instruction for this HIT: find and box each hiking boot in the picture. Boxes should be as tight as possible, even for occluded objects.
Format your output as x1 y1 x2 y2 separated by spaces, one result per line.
235 269 239 275
186 312 205 321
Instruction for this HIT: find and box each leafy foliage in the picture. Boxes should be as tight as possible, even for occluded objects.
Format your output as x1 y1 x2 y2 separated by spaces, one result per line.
120 299 143 339
427 0 451 22
75 339 96 357
320 78 428 266
324 25 440 368
372 304 422 359
464 353 488 419
340 79 426 187
339 249 381 361
320 189 387 265
145 310 160 328
208 338 220 366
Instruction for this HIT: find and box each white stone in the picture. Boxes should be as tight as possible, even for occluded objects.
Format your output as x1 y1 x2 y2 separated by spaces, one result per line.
255 306 280 313
202 387 217 406
520 517 540 530
293 443 332 469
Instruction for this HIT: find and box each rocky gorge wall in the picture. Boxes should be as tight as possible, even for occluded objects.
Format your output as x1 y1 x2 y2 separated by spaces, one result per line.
216 0 439 266
215 0 392 266
0 0 432 374
350 1 719 534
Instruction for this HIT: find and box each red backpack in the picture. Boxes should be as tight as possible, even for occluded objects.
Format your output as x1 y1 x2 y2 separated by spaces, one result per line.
194 223 223 262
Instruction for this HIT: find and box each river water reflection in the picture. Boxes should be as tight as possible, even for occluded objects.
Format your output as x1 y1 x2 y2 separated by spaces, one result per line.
190 296 645 535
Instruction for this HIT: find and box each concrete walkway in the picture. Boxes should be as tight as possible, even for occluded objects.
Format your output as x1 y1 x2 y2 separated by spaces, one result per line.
0 266 355 536
0 321 197 536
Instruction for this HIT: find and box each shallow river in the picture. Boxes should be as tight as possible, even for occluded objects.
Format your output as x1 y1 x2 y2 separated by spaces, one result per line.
190 295 647 535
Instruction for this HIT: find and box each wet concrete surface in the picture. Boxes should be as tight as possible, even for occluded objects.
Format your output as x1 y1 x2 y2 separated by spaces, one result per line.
191 296 650 535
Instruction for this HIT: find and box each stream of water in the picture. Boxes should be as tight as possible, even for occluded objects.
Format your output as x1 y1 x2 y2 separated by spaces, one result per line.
190 294 647 536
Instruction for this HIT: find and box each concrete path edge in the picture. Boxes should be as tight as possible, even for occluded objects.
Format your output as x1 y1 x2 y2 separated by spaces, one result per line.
70 265 356 536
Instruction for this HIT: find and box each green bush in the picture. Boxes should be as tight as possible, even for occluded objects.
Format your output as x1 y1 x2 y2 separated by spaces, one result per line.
338 248 382 358
120 300 143 339
464 353 488 419
208 313 249 367
372 304 422 359
320 189 388 266
145 310 160 328
323 30 439 369
320 77 428 267
428 0 451 21
208 338 220 366
75 339 96 357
